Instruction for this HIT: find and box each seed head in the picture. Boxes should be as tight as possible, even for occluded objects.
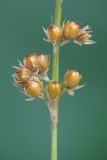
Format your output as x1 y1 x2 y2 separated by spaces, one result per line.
36 54 50 73
23 54 38 72
24 80 43 98
44 25 62 44
64 70 81 89
13 67 32 87
24 53 50 74
15 67 32 81
62 21 79 40
47 82 62 100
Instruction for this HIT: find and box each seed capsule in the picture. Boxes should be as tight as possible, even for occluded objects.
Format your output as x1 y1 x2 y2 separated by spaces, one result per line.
47 82 62 100
62 21 79 40
47 25 62 43
64 70 81 89
25 80 43 98
36 54 50 73
23 54 38 71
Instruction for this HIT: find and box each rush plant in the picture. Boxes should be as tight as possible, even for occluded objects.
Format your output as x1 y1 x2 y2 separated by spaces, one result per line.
12 0 95 160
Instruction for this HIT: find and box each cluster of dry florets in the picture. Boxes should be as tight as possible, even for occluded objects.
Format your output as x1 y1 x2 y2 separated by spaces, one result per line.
13 53 82 122
13 53 82 101
43 20 95 46
13 20 95 122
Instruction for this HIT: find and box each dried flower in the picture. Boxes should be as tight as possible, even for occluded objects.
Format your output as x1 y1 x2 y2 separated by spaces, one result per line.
47 81 62 100
62 21 79 40
15 67 32 81
24 80 43 98
36 54 50 73
24 53 50 73
23 54 38 72
13 67 32 87
74 25 95 45
43 25 62 44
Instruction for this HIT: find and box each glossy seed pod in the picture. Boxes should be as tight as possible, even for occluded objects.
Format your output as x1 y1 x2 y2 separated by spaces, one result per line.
36 54 50 73
24 80 43 98
62 21 79 40
23 54 38 71
64 70 81 89
47 82 62 100
47 25 62 43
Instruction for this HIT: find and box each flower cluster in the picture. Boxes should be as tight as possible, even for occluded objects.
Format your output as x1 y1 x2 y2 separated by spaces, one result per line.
43 20 95 46
13 53 83 102
13 20 95 102
13 53 50 101
12 18 95 123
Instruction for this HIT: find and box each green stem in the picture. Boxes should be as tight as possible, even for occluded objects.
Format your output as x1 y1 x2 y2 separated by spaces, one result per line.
51 123 57 160
52 45 60 81
54 0 62 26
51 1 62 160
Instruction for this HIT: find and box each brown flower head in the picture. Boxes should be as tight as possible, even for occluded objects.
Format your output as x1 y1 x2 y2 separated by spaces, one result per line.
36 54 50 73
62 21 80 40
43 25 62 44
24 80 43 98
13 67 32 87
23 54 38 72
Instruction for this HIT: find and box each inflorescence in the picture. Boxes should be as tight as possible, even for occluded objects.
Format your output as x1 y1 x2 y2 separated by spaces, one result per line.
43 20 95 46
12 20 95 122
13 53 82 101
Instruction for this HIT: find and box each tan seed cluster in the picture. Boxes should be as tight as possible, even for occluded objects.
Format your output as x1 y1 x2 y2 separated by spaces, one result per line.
13 53 50 99
44 21 95 46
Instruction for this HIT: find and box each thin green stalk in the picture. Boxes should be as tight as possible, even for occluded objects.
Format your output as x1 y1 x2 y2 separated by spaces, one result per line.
52 0 62 82
51 121 57 160
51 1 62 160
54 0 62 26
52 45 60 81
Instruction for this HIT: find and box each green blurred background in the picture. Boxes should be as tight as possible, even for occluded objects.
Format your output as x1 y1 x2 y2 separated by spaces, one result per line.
0 0 107 160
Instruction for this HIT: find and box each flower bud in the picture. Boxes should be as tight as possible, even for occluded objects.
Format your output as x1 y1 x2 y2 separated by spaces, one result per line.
62 21 79 40
46 25 62 43
24 80 43 98
36 54 50 73
64 70 81 89
47 82 62 100
23 54 38 71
